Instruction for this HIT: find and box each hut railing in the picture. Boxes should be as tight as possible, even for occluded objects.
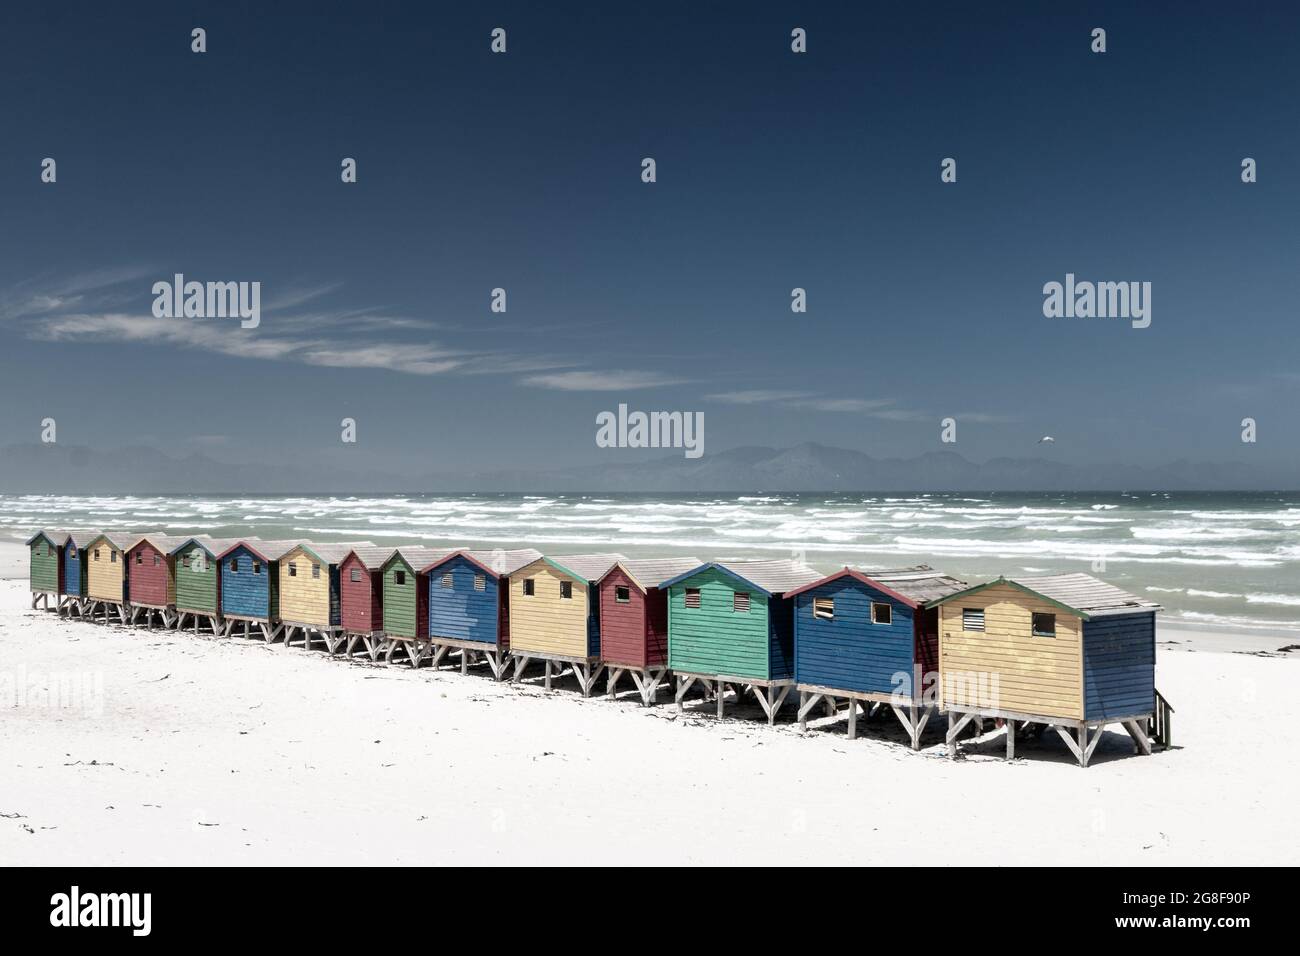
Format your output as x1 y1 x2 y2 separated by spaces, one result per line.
1151 688 1174 749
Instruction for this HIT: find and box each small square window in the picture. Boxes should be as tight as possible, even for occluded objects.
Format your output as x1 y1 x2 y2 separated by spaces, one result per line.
871 602 891 625
136 552 143 565
253 561 261 575
560 580 573 599
733 591 750 612
615 585 631 603
684 587 700 608
962 608 985 632
181 555 190 569
154 554 161 567
288 562 297 577
111 551 116 563
522 578 535 596
442 572 454 589
395 570 406 586
69 547 76 558
1032 612 1056 637
94 549 100 561
230 558 239 573
813 597 834 620
312 564 320 579
350 568 361 583
474 574 486 591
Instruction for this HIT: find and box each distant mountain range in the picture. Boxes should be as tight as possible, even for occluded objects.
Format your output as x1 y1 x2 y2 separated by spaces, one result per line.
0 442 1290 493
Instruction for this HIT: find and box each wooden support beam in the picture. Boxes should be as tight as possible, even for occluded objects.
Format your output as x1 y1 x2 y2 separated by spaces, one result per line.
847 697 857 740
1053 723 1084 764
1123 718 1152 756
1006 719 1016 760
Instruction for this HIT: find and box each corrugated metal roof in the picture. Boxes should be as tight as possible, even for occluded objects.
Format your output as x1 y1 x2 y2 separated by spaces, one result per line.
1014 572 1162 617
25 529 69 546
385 545 451 570
217 538 301 561
542 552 626 582
719 559 823 594
67 532 99 547
128 533 189 554
868 566 970 605
169 536 242 557
459 548 544 576
343 546 399 570
301 541 379 565
87 531 135 551
611 557 703 590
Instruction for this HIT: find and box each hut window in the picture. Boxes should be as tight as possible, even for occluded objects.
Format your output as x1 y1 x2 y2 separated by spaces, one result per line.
69 547 76 558
136 552 143 565
253 561 262 575
94 549 100 561
312 564 321 579
684 588 700 608
615 585 631 603
733 591 750 612
181 555 190 569
395 570 406 586
560 580 573 599
230 558 239 573
522 578 535 596
872 602 892 625
813 597 834 620
154 554 161 567
962 608 985 632
288 562 297 577
1032 612 1056 637
474 574 486 591
111 551 116 563
442 572 454 589
350 568 361 583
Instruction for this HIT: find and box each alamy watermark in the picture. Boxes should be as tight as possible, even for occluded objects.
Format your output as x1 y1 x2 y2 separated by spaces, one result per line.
596 403 704 459
1043 273 1150 329
2 665 104 717
152 273 260 329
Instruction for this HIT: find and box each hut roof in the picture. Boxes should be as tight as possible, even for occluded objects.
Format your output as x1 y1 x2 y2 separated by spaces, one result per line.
601 557 703 593
215 538 301 562
660 559 822 597
533 552 626 583
292 541 378 566
382 546 450 572
926 572 1162 620
66 532 99 548
419 548 543 577
85 531 136 551
25 529 69 547
342 546 399 570
127 533 189 554
783 565 969 607
168 536 242 558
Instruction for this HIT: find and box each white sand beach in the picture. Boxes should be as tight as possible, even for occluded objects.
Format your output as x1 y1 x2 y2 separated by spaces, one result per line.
2 554 1297 865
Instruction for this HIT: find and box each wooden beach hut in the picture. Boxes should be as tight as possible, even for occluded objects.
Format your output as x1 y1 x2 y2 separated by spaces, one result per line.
217 539 298 642
419 548 542 678
339 546 396 659
169 537 240 636
596 556 701 705
785 565 968 748
25 530 66 611
662 559 821 723
928 572 1168 767
278 542 372 651
506 553 624 695
377 546 448 666
126 534 186 628
84 532 134 623
60 532 95 616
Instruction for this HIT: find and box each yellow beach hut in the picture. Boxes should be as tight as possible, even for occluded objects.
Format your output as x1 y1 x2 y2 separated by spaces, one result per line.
506 553 623 695
84 532 135 624
277 541 373 650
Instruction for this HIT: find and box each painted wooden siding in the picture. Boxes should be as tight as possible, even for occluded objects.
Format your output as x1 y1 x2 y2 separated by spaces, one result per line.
1083 612 1155 720
63 545 87 597
340 555 383 634
915 606 940 687
794 579 915 695
220 546 275 619
427 556 500 645
598 567 647 667
128 543 174 606
767 596 797 681
29 541 58 592
87 541 127 603
508 563 592 658
382 557 426 638
280 547 336 627
174 544 219 613
938 583 1083 719
667 568 770 679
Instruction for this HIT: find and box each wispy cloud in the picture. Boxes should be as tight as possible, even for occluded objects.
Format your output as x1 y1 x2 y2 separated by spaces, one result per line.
521 369 687 391
707 390 814 404
709 388 928 420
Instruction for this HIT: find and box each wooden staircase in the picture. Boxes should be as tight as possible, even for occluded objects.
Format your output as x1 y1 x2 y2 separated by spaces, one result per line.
1151 688 1174 748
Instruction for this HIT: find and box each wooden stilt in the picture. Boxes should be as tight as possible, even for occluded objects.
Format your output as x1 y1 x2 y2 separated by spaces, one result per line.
847 698 858 740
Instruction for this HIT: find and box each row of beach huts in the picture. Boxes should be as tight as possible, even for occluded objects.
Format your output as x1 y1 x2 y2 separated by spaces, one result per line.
24 529 1173 767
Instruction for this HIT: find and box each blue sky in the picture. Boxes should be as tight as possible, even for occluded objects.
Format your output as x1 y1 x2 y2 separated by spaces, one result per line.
2 2 1298 474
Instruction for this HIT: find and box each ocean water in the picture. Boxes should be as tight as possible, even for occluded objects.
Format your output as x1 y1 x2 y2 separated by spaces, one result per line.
3 491 1299 637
